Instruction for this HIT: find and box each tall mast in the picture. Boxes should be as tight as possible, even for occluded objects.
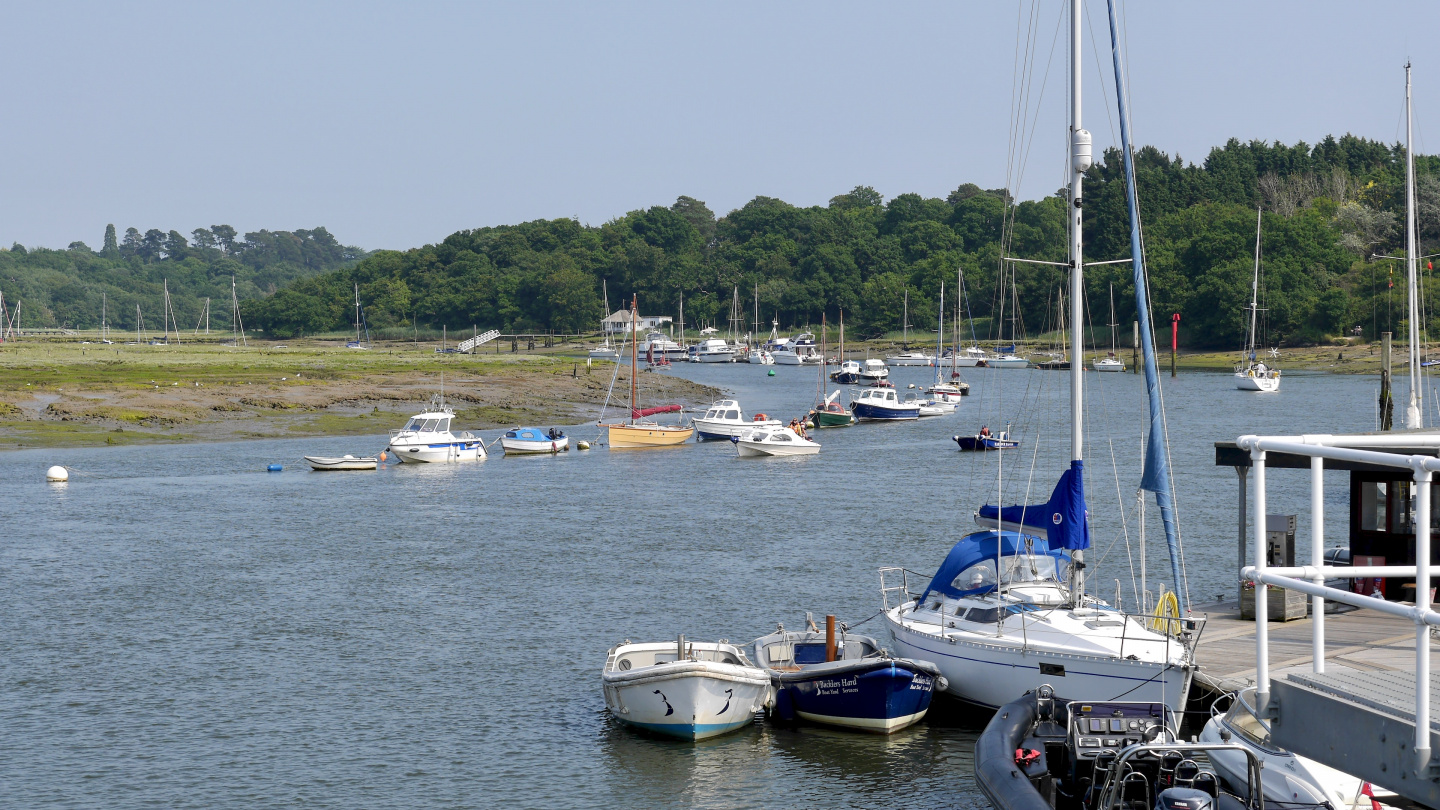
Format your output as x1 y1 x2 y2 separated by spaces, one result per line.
1407 62 1423 429
630 295 638 422
935 281 945 386
1248 207 1261 361
1069 0 1088 464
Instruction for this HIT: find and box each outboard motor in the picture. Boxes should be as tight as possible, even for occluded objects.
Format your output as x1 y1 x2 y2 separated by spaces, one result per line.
1154 787 1213 810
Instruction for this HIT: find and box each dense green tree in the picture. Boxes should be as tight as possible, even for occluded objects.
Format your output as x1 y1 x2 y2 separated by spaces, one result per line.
102 224 118 255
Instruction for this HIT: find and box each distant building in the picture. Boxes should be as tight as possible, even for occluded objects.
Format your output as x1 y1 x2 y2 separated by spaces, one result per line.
601 310 673 334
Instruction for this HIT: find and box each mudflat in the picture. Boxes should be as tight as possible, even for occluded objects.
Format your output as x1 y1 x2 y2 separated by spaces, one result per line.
0 340 718 450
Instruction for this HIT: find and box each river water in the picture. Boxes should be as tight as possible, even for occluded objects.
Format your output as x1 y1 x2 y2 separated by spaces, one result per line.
0 361 1393 809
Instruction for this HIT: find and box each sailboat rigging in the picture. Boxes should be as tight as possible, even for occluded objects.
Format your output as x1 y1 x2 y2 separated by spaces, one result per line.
599 296 694 447
1235 208 1280 391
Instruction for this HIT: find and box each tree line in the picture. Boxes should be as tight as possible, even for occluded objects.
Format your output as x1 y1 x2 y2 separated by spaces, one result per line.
0 227 365 333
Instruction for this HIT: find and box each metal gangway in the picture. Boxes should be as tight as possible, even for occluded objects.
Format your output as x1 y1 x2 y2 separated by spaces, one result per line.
1238 432 1440 807
456 330 500 354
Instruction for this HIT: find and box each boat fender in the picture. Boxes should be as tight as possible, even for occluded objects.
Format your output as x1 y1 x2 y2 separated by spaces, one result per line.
935 676 949 692
379 451 387 462
267 464 282 472
577 441 590 450
772 686 795 722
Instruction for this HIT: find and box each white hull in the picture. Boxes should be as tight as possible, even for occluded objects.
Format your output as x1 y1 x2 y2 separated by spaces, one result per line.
917 402 952 416
694 418 781 439
773 354 821 365
589 348 619 360
795 708 928 733
951 357 984 367
746 351 774 364
501 437 569 454
988 357 1031 369
1093 359 1125 372
736 439 820 457
693 352 736 363
884 609 1191 711
603 660 769 741
389 438 486 463
1235 372 1280 392
926 386 966 403
304 456 377 470
1200 716 1364 807
886 355 936 367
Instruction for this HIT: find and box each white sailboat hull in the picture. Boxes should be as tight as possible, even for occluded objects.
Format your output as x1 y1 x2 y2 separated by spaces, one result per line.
1093 358 1125 372
988 356 1031 369
1235 371 1280 392
884 609 1191 712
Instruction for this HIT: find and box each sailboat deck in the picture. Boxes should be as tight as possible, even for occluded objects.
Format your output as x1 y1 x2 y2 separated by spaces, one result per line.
1190 599 1433 695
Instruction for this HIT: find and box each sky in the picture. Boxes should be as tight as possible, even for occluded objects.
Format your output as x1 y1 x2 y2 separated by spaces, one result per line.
2 1 1439 253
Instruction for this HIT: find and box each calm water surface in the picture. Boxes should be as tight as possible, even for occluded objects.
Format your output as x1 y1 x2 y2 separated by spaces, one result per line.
0 361 1390 808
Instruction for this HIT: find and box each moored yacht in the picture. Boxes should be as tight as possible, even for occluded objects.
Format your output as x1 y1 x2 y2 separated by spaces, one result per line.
639 330 686 361
692 338 737 363
773 332 821 365
885 351 936 367
858 358 889 383
849 387 919 421
830 360 862 383
387 399 487 463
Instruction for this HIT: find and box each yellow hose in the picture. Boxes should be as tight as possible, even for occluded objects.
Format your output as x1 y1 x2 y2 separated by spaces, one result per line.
1148 591 1181 636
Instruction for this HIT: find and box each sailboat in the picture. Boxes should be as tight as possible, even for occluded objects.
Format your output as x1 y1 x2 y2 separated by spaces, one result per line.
1034 287 1071 370
600 296 694 448
1235 208 1281 391
1094 282 1125 371
881 0 1198 713
807 316 855 428
347 283 371 350
590 280 619 360
886 287 937 366
926 280 969 402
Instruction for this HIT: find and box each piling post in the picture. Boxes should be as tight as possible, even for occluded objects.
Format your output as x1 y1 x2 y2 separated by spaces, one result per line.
1381 331 1394 431
1170 313 1180 378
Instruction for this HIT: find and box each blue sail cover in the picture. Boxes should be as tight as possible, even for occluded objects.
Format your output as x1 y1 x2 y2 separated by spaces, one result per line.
976 460 1092 551
918 531 1070 602
1108 0 1185 613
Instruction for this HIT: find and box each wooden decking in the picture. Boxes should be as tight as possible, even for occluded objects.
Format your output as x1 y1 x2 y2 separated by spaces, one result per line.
1190 600 1433 695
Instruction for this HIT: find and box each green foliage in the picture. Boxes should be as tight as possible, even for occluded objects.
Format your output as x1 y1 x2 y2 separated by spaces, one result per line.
0 225 364 332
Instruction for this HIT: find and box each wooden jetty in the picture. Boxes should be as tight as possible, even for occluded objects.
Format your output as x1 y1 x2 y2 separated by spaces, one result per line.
1191 599 1433 696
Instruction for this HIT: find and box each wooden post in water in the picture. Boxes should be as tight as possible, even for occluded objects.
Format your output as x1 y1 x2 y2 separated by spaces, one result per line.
1381 331 1394 431
1170 313 1180 378
824 615 836 662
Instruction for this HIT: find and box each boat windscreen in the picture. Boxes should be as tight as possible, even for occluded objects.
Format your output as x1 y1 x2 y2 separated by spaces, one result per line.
998 554 1062 586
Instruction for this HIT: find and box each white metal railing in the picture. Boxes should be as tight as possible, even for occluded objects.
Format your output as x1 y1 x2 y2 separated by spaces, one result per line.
1235 433 1440 778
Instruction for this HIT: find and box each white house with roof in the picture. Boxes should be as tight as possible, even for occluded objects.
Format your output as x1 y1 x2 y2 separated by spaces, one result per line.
601 310 673 334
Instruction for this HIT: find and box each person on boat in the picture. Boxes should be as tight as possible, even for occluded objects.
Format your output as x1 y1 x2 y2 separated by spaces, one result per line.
979 425 990 438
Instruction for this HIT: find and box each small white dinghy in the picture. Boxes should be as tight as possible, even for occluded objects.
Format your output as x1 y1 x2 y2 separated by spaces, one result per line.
733 425 820 457
304 455 378 471
602 637 771 741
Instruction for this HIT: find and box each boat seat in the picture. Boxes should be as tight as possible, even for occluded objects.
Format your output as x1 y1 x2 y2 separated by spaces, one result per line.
1190 772 1218 799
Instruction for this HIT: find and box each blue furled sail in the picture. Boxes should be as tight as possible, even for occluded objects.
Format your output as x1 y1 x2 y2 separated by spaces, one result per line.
1106 0 1185 613
976 459 1092 551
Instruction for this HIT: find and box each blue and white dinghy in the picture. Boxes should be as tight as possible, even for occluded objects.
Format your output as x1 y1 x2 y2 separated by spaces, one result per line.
602 637 771 741
753 618 942 734
500 427 569 454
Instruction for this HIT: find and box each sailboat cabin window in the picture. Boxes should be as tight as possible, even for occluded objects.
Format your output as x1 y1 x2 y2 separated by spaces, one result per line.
951 561 997 591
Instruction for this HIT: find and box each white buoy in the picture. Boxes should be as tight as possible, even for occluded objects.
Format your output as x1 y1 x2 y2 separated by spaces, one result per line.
577 441 591 450
46 465 69 482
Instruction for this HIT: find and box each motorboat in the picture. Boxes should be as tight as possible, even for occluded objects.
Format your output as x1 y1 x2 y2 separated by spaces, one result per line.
773 332 822 365
885 351 936 367
387 400 486 463
975 687 1275 810
879 527 1199 711
954 430 1019 451
1199 687 1367 807
693 399 780 441
692 338 737 363
902 390 951 416
752 620 942 733
989 352 1031 369
746 348 775 364
500 427 570 454
830 360 863 384
925 381 969 402
952 346 989 367
807 391 855 428
733 426 820 457
858 358 889 383
601 637 771 741
304 455 378 471
849 387 919 421
1235 361 1280 392
1094 353 1125 372
639 330 686 361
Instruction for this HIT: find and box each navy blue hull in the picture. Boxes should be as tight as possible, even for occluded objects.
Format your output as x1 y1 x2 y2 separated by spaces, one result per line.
851 403 919 421
777 661 935 732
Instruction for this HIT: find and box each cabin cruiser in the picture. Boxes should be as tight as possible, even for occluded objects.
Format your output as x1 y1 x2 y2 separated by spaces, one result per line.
693 399 780 440
880 524 1199 711
975 687 1278 810
886 351 936 366
1199 687 1367 807
500 427 570 454
733 425 819 457
692 338 737 363
858 358 889 383
753 620 942 733
602 637 771 741
773 332 821 365
830 360 862 384
387 400 486 463
638 331 686 361
850 387 919 421
950 345 989 367
746 348 775 364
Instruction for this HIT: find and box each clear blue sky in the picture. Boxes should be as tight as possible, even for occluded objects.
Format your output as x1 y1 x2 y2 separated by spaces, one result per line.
2 1 1438 252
